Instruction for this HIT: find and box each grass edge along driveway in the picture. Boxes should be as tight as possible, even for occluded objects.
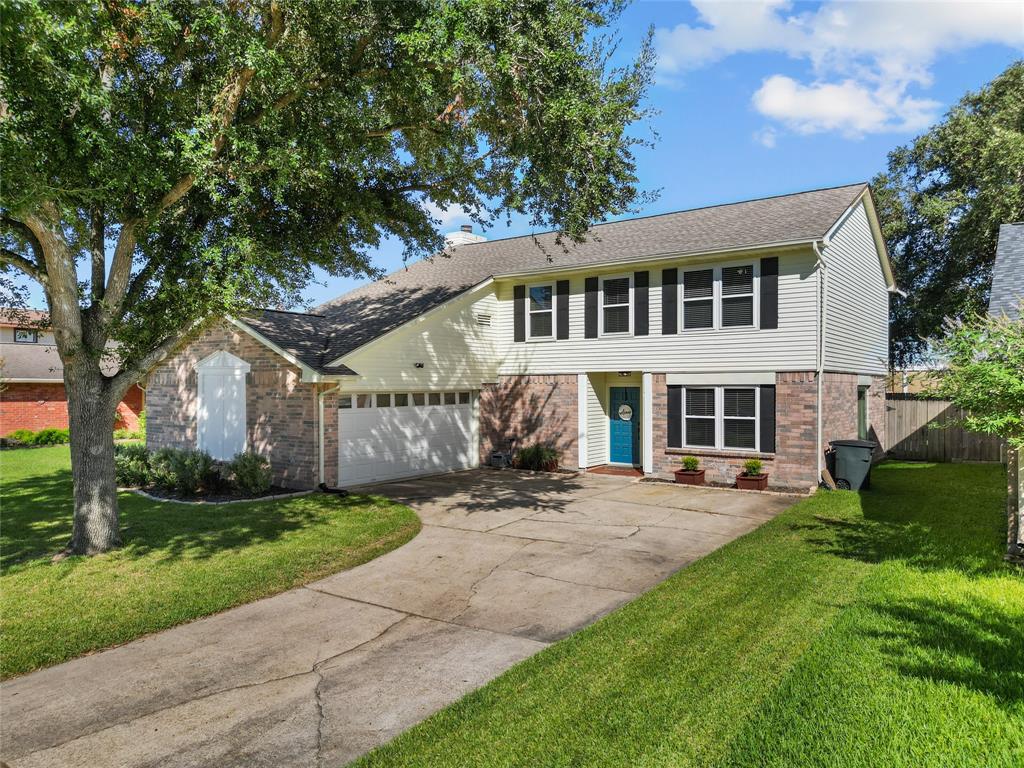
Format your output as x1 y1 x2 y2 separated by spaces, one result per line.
1 445 420 679
354 461 1024 768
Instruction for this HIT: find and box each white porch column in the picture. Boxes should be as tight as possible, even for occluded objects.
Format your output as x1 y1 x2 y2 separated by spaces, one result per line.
642 371 654 474
577 373 588 469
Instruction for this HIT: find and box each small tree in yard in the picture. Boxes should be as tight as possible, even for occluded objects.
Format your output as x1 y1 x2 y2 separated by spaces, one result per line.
930 310 1024 558
931 312 1024 450
0 1 655 554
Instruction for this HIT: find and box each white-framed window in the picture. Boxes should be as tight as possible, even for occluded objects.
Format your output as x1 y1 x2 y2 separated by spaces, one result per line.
14 328 37 343
722 388 757 449
600 274 632 335
682 269 714 330
376 393 392 407
458 391 471 405
428 392 441 405
444 392 457 405
721 265 755 328
355 394 372 408
528 283 554 339
681 386 760 452
412 393 426 406
395 393 409 407
339 395 353 409
679 261 758 331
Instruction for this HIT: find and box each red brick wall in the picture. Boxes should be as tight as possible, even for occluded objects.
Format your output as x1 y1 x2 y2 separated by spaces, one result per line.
1 382 144 434
146 322 321 489
1 383 68 432
480 374 579 468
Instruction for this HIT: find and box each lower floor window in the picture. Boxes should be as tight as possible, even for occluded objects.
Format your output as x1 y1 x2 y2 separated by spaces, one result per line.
683 386 759 451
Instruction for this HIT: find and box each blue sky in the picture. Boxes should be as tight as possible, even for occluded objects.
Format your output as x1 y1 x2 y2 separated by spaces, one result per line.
297 0 1022 307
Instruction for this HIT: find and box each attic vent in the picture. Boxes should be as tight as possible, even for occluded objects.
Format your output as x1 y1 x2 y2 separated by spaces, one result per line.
475 313 492 327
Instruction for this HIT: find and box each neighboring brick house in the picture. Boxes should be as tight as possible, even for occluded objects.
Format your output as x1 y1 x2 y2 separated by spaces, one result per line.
148 183 896 492
0 310 145 434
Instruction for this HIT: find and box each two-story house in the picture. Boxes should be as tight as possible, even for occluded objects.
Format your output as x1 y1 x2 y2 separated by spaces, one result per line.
147 183 895 491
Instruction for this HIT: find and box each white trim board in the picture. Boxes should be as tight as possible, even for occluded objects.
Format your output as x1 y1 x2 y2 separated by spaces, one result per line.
666 372 775 386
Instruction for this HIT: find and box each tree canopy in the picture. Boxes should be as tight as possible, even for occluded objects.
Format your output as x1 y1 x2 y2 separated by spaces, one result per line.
0 0 655 554
873 60 1024 367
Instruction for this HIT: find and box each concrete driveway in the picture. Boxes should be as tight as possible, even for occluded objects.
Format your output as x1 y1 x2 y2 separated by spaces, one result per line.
1 470 794 768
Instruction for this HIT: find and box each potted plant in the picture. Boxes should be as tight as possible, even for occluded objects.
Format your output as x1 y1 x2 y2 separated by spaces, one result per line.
674 455 706 486
736 458 768 491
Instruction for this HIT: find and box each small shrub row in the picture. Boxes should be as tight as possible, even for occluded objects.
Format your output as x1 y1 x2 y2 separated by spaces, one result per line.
114 445 273 497
513 443 560 472
3 427 70 447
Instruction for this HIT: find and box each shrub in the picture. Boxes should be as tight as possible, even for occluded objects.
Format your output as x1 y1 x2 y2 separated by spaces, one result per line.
227 452 273 496
681 455 700 472
5 429 36 445
147 447 178 489
168 448 219 495
114 429 143 441
514 443 560 472
30 428 70 445
742 458 763 477
114 443 151 487
138 409 146 436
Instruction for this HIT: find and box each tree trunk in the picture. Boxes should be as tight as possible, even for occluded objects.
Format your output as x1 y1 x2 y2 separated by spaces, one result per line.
66 368 121 555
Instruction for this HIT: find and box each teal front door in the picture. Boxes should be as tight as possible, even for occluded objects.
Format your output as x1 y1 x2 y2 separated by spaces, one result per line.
609 386 640 465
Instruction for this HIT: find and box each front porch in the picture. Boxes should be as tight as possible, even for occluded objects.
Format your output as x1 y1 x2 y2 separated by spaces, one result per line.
577 371 654 474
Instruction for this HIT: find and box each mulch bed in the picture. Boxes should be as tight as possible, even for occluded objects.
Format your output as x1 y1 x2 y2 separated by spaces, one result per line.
128 485 310 505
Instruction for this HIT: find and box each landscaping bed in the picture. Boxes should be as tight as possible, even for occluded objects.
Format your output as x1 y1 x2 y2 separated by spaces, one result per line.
0 445 420 679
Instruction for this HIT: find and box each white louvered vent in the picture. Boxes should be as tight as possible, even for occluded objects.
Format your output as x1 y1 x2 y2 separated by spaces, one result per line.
475 313 492 327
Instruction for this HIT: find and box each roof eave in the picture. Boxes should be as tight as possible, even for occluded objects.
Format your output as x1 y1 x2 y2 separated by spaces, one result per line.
226 316 357 382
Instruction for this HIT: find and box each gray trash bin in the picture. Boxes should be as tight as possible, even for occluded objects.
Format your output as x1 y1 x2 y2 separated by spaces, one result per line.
829 439 875 490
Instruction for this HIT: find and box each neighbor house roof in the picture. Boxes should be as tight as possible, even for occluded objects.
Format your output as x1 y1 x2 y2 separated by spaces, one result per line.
990 222 1024 319
242 182 872 374
0 309 48 328
0 340 64 381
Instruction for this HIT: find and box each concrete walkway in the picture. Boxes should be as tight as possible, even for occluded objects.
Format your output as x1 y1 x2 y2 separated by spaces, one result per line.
1 470 794 767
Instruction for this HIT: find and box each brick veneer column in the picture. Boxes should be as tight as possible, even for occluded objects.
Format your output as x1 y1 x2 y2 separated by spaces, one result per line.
147 321 319 489
479 374 578 468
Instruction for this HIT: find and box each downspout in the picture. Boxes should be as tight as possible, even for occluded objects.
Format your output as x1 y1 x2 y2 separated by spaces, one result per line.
317 383 342 486
814 239 829 478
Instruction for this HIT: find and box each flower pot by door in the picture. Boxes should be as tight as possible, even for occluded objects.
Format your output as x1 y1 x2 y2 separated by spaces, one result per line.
674 469 706 486
736 473 768 491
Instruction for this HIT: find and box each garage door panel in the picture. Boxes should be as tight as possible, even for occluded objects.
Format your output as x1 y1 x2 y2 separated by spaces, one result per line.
338 401 476 485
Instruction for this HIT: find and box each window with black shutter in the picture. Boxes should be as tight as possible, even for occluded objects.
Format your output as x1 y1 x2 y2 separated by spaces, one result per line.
723 388 756 449
601 275 631 335
721 265 755 327
684 388 716 447
527 284 554 339
682 269 714 329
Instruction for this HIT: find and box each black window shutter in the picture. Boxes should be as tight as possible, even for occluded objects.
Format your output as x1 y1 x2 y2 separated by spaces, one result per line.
760 257 779 329
667 385 682 448
584 277 598 338
634 271 649 336
760 385 776 453
661 268 677 334
556 280 570 340
513 284 526 342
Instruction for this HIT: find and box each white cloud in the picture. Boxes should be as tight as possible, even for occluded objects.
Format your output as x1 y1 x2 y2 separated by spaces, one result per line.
752 126 778 148
422 200 470 229
656 0 1024 137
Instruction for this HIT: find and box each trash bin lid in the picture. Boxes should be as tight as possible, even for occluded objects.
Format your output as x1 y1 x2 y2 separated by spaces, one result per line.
830 439 876 448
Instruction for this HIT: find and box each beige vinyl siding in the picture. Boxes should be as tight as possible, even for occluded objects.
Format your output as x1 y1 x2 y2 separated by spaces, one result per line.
338 291 502 391
496 247 819 375
823 202 889 375
586 372 608 466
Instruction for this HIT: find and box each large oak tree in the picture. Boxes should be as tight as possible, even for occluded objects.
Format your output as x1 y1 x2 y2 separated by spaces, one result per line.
0 0 654 554
873 60 1024 367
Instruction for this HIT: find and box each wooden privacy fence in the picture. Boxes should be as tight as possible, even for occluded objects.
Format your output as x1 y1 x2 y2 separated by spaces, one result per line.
885 394 1005 463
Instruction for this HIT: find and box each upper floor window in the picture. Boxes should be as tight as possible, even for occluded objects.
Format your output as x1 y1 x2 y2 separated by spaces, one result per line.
601 275 631 335
721 265 754 327
680 262 757 331
14 328 37 343
528 284 554 339
682 269 714 329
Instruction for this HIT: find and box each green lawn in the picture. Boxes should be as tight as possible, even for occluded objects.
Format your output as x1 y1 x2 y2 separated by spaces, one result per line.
355 462 1024 768
0 445 419 679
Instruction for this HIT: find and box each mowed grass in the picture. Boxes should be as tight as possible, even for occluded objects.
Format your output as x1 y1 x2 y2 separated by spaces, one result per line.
356 462 1024 768
0 445 419 679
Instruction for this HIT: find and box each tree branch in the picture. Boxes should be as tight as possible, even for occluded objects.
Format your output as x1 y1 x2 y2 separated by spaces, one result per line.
2 214 44 268
90 205 105 301
0 247 45 284
111 321 199 396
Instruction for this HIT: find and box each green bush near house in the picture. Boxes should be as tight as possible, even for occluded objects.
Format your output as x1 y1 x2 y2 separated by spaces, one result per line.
227 451 273 496
114 443 151 487
741 458 763 476
0 445 420 678
4 429 36 445
681 455 700 471
514 443 560 471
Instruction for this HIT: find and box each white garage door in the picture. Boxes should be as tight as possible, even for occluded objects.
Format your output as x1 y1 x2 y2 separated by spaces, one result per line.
338 391 477 486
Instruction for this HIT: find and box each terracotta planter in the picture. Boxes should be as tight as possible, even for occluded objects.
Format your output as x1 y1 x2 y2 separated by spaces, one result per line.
674 469 706 486
736 473 769 491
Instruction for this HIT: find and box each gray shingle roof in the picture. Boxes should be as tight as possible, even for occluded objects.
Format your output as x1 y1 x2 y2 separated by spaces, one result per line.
245 183 869 373
990 223 1024 320
0 341 64 380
